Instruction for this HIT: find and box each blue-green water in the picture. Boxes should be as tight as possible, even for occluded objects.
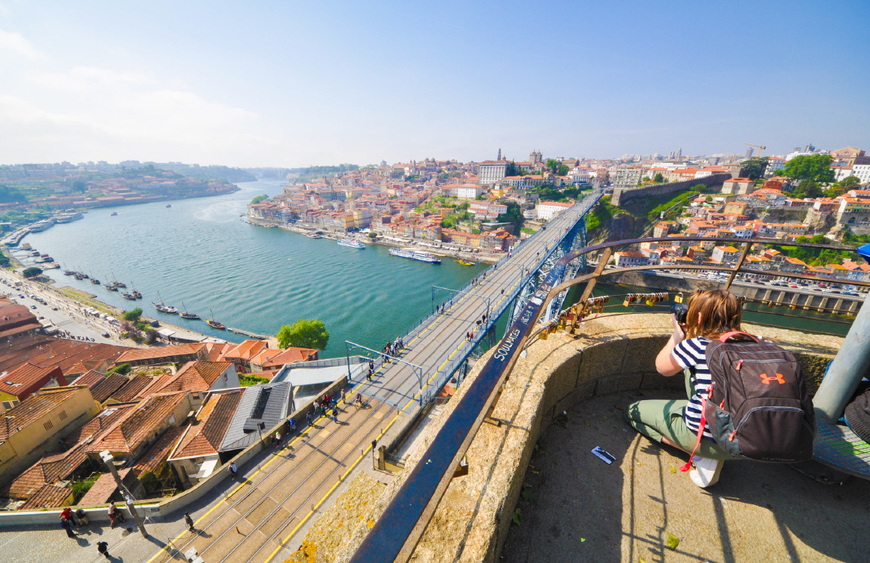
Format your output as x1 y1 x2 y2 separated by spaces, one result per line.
21 179 477 357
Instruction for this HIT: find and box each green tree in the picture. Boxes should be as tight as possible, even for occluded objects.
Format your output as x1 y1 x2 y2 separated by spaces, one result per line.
505 162 519 177
741 157 769 181
277 319 329 350
250 194 269 204
793 179 823 199
0 251 9 267
558 164 569 176
826 175 861 197
497 201 525 232
653 173 665 183
22 266 42 278
545 159 560 175
782 154 835 183
122 307 144 322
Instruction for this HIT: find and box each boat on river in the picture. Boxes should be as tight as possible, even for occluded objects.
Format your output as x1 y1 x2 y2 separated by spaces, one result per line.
456 260 474 266
121 292 136 300
206 318 226 330
90 278 101 285
154 301 179 314
389 248 441 264
105 282 118 291
338 239 365 249
180 303 200 320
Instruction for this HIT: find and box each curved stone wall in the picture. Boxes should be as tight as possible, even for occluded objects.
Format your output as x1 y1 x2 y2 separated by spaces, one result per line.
332 313 842 561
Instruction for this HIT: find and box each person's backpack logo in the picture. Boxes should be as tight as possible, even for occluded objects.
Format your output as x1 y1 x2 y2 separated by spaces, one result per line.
759 372 786 385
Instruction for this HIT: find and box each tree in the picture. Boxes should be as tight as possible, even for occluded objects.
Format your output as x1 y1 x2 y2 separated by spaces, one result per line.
653 173 665 183
497 201 524 232
783 154 835 183
793 179 823 199
827 175 862 197
122 307 143 322
558 164 569 176
22 266 42 278
250 194 269 204
277 319 329 350
741 157 769 181
505 162 519 177
545 159 561 175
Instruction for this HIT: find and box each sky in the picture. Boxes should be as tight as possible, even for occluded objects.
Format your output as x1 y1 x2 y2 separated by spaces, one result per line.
1 1 869 167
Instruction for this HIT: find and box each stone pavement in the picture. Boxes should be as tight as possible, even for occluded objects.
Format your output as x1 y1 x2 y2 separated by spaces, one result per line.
502 389 870 562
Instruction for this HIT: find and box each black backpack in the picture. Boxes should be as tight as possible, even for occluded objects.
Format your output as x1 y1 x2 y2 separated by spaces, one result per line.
699 332 815 462
683 332 816 471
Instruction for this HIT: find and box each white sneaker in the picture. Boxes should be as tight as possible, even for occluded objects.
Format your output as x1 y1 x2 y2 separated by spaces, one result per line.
690 456 723 488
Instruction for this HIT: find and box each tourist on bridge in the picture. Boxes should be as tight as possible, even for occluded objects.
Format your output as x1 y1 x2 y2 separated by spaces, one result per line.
229 461 238 479
184 512 196 532
306 412 312 426
332 409 338 424
288 418 295 432
624 289 742 489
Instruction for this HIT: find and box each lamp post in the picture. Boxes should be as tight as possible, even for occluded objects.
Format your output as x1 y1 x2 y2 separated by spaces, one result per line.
99 450 147 538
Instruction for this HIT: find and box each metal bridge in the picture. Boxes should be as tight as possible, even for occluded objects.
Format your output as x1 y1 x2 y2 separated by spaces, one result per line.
350 188 604 411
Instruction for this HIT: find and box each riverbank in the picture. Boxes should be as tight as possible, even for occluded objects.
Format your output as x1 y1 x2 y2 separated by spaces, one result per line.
0 264 219 348
249 218 503 264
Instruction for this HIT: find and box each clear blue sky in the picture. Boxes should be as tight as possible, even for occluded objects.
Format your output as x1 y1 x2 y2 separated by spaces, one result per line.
1 0 868 167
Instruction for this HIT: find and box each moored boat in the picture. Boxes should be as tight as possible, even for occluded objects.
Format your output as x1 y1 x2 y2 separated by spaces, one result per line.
337 239 365 249
154 301 179 314
206 319 226 330
389 248 441 264
121 292 136 300
180 302 200 320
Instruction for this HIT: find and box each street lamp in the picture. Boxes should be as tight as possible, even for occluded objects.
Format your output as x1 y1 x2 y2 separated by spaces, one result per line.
99 450 148 537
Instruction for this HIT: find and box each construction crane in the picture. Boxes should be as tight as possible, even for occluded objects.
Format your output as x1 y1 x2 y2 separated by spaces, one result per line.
744 143 766 158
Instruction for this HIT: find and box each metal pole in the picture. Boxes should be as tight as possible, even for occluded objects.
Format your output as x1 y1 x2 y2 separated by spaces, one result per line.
812 297 870 422
99 451 147 538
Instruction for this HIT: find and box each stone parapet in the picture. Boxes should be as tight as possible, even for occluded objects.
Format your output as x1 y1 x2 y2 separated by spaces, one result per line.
331 313 842 561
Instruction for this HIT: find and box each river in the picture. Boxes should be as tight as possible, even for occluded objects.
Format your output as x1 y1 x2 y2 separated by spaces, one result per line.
19 179 478 357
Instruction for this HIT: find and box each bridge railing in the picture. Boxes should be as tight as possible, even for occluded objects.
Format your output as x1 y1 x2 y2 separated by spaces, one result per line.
351 235 865 562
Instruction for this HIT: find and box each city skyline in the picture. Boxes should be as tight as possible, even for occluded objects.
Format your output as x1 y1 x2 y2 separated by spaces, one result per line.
1 1 868 167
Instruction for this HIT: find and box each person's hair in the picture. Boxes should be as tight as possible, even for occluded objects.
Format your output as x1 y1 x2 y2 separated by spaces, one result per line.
685 289 742 339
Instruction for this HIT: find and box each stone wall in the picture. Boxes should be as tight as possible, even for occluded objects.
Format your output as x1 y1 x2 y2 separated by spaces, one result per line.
611 173 731 206
332 313 843 561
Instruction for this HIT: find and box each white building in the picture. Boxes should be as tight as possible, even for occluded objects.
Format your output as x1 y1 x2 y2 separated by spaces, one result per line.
450 184 483 199
478 161 508 186
612 167 643 189
535 201 573 221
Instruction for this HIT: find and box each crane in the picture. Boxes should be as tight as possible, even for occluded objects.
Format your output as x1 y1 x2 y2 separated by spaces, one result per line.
744 143 766 158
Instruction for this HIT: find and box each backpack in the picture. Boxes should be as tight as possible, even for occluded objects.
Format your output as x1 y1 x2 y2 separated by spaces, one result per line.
684 332 815 465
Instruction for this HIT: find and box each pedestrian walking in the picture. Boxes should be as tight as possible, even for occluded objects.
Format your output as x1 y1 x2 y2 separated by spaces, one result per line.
184 512 195 532
97 541 110 559
60 517 76 538
288 418 295 432
333 410 338 424
306 412 312 425
366 368 372 382
229 461 238 479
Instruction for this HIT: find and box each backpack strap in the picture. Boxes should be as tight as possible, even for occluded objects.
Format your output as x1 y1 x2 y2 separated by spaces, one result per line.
680 391 709 472
718 331 759 343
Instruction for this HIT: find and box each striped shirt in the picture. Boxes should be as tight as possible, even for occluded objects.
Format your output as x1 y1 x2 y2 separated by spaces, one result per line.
672 336 714 439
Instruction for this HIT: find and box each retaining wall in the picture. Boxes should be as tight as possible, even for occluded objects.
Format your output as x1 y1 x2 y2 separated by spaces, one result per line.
611 173 731 206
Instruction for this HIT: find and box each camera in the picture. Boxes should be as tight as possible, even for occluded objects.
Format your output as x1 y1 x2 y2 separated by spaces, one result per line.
670 303 688 324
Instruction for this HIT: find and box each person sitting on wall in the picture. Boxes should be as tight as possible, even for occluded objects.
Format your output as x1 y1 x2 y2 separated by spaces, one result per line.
624 289 742 488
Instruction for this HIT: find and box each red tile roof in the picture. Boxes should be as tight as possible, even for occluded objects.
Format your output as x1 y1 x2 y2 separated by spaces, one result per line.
18 484 73 509
155 361 233 393
0 334 130 376
0 387 89 443
221 340 268 362
86 392 189 456
133 425 187 473
91 373 130 403
0 442 89 500
69 370 105 388
110 374 154 403
170 390 243 461
62 404 136 449
0 363 66 400
116 343 206 364
260 347 318 369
